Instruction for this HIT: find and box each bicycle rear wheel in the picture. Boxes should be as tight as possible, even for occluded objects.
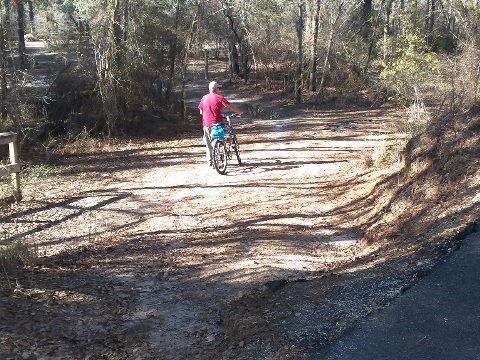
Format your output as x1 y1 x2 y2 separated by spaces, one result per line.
231 134 242 165
213 139 228 174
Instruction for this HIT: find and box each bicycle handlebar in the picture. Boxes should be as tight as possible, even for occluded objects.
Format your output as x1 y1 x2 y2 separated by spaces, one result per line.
222 113 241 119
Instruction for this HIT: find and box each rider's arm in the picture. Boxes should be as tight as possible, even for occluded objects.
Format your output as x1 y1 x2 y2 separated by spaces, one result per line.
227 104 243 116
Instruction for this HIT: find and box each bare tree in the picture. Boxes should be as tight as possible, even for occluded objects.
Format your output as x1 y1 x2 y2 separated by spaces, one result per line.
319 1 343 92
26 0 34 34
224 10 241 78
0 0 10 121
360 0 373 39
295 2 305 104
90 0 133 135
180 2 202 121
166 0 180 102
15 0 26 68
309 0 321 92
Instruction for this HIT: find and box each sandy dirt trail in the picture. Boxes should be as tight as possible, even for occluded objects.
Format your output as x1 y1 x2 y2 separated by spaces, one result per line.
1 86 407 359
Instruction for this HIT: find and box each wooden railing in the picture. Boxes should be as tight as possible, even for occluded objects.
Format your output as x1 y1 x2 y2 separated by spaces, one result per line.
0 132 22 201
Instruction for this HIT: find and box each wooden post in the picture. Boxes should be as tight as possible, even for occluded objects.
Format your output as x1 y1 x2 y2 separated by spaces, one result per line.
0 132 22 201
204 49 209 80
9 137 21 201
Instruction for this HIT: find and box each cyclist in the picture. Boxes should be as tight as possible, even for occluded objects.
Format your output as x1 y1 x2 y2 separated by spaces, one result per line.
198 81 243 167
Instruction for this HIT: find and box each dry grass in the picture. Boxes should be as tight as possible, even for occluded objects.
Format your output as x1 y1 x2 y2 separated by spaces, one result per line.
363 109 480 251
0 238 37 281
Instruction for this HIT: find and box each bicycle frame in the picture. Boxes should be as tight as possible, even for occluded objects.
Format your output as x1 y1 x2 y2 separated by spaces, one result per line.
211 114 242 174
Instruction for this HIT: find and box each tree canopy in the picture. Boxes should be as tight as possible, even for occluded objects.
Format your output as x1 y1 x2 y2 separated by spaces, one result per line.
0 0 479 136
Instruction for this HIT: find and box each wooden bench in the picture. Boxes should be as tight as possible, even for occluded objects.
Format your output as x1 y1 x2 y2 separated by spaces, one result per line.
0 132 22 201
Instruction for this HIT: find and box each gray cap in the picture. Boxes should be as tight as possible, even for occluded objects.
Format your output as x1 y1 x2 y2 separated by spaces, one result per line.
209 81 222 92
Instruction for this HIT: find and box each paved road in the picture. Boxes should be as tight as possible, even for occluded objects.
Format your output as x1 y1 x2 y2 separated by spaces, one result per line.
311 222 480 360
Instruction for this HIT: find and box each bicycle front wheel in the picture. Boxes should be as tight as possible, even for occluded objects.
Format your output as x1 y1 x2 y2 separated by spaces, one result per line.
213 140 228 174
231 135 242 166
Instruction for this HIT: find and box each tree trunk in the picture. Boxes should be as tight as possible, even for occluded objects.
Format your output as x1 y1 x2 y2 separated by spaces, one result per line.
180 2 200 122
221 3 250 81
360 0 373 39
362 0 372 13
229 34 240 77
364 0 386 73
309 0 321 92
224 11 241 78
94 0 130 136
244 52 249 84
123 0 129 42
0 0 11 120
385 0 394 36
16 0 27 68
295 2 305 104
319 25 333 91
241 40 249 84
166 0 180 102
425 0 435 46
384 0 395 58
204 50 208 80
113 0 124 70
0 22 8 120
320 4 342 91
26 0 34 34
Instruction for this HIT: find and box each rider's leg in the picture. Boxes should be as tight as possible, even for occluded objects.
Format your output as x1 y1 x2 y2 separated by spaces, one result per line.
203 126 213 166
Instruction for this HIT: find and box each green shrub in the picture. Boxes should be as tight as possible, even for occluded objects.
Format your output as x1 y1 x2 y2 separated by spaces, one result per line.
380 6 439 104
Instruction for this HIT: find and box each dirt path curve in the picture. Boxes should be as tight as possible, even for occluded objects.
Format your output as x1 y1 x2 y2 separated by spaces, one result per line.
1 83 411 359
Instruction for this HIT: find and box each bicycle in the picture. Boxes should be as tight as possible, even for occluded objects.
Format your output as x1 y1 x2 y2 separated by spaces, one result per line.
211 114 242 175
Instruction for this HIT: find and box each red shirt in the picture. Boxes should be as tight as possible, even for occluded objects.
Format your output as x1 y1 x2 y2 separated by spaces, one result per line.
198 93 230 127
